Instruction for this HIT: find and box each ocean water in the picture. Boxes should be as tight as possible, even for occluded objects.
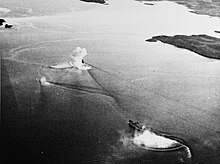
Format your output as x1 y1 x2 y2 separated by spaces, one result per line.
0 7 11 13
2 0 220 163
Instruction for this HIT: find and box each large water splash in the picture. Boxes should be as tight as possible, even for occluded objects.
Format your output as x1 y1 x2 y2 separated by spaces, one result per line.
69 47 90 70
49 47 91 70
117 128 192 163
133 130 178 149
39 77 51 85
118 124 192 158
132 129 192 158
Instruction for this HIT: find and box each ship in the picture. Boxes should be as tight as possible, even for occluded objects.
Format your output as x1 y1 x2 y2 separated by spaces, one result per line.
128 120 187 152
128 120 146 132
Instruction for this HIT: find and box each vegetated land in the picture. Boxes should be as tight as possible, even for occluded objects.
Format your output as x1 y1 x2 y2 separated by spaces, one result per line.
136 0 220 18
146 34 220 59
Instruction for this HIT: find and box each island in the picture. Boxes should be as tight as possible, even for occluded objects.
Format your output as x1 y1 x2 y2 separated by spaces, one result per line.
144 3 154 6
80 0 107 4
146 34 220 59
0 19 6 26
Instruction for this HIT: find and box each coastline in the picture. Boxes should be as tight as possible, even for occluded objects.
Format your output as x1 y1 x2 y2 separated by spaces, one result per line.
137 0 220 18
146 34 220 60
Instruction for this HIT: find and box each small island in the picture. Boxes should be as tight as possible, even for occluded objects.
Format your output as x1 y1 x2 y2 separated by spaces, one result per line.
146 34 220 60
5 24 13 29
0 19 6 26
0 18 13 29
144 3 154 6
80 0 107 4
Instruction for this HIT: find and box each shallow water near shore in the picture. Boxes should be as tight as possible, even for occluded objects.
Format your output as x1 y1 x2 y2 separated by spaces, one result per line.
1 0 220 163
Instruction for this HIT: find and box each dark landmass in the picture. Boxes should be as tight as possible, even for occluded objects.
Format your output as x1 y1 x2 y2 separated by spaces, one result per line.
144 3 154 6
146 34 220 59
0 19 13 28
80 0 107 4
5 24 13 28
0 18 6 26
215 31 220 34
135 0 154 5
136 0 220 18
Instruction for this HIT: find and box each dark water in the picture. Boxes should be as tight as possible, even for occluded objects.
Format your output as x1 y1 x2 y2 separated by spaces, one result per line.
2 37 220 164
2 57 193 164
1 36 220 164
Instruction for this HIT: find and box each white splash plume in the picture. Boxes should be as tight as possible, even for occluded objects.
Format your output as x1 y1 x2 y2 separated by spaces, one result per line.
69 47 91 70
39 77 50 85
49 47 91 70
133 130 178 148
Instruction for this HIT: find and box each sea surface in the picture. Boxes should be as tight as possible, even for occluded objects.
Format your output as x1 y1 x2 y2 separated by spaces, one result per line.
1 0 220 163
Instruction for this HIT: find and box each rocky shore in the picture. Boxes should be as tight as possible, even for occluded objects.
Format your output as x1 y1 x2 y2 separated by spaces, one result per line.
146 34 220 60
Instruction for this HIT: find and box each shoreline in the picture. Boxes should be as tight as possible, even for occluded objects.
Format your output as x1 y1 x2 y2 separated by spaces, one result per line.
146 34 220 60
0 0 220 19
137 0 220 18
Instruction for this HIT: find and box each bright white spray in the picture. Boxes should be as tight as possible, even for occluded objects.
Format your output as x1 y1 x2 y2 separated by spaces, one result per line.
133 130 178 148
49 47 91 70
39 77 50 85
69 47 91 70
132 129 192 158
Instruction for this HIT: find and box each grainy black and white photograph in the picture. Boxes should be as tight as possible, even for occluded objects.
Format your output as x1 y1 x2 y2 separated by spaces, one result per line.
1 0 220 164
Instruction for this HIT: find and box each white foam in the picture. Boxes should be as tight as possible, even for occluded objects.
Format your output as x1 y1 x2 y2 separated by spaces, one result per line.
133 130 178 148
